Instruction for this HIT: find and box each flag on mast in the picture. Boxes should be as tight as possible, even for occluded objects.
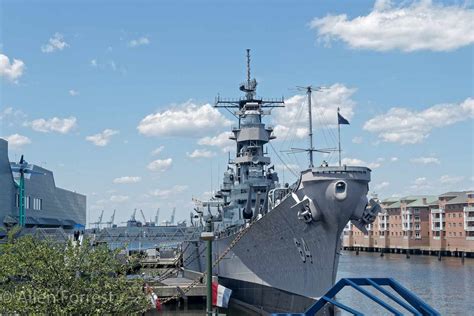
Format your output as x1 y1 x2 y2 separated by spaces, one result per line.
337 112 350 125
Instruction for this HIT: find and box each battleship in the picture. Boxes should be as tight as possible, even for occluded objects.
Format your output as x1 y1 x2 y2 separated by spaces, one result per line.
183 50 381 313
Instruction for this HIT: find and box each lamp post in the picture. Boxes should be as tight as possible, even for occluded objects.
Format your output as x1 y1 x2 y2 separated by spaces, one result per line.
201 219 214 316
11 155 44 227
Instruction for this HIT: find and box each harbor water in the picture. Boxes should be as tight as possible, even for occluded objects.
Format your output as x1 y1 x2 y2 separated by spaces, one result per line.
152 251 474 315
336 251 474 315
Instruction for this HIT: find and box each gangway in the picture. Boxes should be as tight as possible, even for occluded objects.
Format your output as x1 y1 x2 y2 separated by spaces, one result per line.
272 278 440 316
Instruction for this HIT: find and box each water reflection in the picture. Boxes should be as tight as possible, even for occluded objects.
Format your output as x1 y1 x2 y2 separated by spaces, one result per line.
336 251 474 315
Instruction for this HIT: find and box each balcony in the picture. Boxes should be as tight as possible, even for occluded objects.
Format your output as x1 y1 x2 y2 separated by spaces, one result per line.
431 208 444 214
465 226 474 232
464 206 474 212
431 225 442 232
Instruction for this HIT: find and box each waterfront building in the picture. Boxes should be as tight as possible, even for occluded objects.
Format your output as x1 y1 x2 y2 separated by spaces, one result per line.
0 139 86 234
430 191 474 253
343 192 474 255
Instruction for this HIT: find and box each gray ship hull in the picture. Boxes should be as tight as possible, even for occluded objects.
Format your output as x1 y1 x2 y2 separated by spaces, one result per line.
184 167 372 312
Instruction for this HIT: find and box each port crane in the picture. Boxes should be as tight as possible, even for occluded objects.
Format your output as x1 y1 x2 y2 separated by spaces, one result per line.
105 209 115 228
90 210 104 229
124 209 142 227
161 207 176 226
171 207 175 225
154 208 160 226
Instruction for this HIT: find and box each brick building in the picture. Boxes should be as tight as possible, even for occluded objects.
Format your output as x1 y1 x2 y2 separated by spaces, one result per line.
342 192 474 256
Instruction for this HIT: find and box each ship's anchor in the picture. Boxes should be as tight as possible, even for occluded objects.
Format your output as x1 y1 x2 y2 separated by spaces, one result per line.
351 198 381 233
291 193 321 223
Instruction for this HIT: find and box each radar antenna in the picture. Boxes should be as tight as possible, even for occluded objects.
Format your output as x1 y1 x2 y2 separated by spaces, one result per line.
215 49 284 112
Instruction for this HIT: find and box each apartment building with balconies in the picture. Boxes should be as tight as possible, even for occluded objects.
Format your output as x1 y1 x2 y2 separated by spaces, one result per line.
342 192 474 255
430 191 474 253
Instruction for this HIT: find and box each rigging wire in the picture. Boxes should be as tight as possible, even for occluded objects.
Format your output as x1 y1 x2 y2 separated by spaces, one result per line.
269 142 298 177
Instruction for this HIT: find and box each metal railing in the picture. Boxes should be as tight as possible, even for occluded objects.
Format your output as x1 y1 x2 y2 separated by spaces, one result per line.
272 278 440 316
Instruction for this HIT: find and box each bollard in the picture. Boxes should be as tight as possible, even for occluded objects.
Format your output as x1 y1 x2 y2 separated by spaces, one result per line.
380 249 384 257
462 252 465 264
438 251 441 261
356 248 359 255
406 250 410 259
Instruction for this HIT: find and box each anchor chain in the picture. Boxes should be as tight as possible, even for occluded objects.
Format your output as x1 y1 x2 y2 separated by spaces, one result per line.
158 218 258 304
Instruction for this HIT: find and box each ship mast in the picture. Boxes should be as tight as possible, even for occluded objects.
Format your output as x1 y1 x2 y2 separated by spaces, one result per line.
291 86 334 169
306 86 314 168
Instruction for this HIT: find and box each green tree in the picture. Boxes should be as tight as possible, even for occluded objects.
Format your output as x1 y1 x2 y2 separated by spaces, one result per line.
0 230 149 314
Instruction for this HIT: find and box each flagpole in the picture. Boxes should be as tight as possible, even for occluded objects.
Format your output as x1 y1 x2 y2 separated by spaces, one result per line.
338 107 341 167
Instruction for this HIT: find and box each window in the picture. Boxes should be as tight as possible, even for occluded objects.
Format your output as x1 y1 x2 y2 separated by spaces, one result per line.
453 232 456 237
32 198 43 210
25 196 31 209
15 194 19 207
415 232 420 239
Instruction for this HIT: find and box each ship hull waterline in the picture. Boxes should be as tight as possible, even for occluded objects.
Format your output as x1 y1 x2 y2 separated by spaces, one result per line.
184 167 371 313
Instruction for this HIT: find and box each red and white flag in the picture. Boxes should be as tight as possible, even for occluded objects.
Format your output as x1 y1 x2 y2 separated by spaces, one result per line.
212 281 232 308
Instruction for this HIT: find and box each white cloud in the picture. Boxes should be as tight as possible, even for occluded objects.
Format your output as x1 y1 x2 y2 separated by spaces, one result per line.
272 83 356 139
352 136 363 144
151 146 165 156
198 131 234 152
374 181 390 191
187 149 216 159
310 0 474 52
341 157 380 169
89 59 125 73
410 177 431 191
368 162 381 169
147 158 173 172
0 53 25 83
341 158 365 166
128 36 150 47
137 102 231 137
364 98 473 144
41 33 69 53
110 195 129 203
439 175 464 185
150 185 188 198
0 107 26 126
113 176 142 184
410 157 440 165
69 89 79 96
2 134 31 148
26 116 77 134
85 129 119 146
390 157 399 162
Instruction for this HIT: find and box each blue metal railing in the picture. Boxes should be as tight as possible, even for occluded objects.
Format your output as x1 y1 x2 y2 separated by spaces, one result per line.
272 278 440 316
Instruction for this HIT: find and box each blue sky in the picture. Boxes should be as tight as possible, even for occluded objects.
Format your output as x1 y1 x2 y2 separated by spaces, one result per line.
1 0 473 226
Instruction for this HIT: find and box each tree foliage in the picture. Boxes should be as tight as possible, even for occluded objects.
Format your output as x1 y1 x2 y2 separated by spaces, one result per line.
0 230 149 314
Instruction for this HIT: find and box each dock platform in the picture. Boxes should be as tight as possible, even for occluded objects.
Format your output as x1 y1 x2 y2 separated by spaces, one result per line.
146 269 207 298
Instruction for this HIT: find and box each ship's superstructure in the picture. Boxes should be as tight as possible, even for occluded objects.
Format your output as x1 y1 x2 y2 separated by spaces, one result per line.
0 138 86 232
183 50 380 312
212 49 284 229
